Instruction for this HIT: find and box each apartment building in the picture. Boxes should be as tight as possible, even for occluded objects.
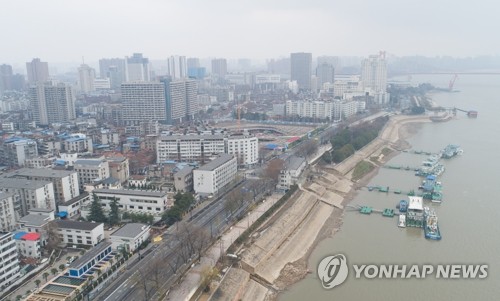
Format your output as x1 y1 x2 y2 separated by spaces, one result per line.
55 220 104 247
193 154 237 194
74 159 110 190
0 232 20 289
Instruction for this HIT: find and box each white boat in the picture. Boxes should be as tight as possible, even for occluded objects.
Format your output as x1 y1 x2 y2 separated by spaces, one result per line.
398 214 406 228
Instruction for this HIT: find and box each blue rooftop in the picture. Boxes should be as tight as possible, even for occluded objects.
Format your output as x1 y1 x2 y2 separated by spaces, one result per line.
13 232 27 240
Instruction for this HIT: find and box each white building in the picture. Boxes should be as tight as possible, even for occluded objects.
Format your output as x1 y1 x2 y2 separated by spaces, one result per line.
167 55 187 79
17 209 55 246
0 232 20 290
193 154 237 194
78 64 96 94
93 78 111 90
89 189 170 218
110 223 150 253
5 168 80 204
121 82 166 125
0 192 20 232
63 134 93 153
157 133 259 166
0 138 38 166
277 156 307 191
14 232 42 259
57 193 91 219
55 220 104 246
0 177 56 216
29 83 76 126
361 53 387 93
74 159 110 190
285 100 335 120
125 53 150 82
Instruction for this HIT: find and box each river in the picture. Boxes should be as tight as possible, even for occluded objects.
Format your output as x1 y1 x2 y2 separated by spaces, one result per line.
280 74 500 301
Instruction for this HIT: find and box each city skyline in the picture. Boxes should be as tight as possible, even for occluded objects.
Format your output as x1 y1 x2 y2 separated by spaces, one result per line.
1 0 499 65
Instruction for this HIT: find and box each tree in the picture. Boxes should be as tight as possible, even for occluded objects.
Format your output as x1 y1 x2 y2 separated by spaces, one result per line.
59 264 65 271
44 221 62 252
200 266 219 292
224 189 245 214
42 272 49 282
108 197 120 226
51 268 58 276
88 193 107 223
34 279 41 288
264 158 285 186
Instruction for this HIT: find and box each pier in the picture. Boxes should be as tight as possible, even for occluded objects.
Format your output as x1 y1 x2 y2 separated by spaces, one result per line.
346 205 396 217
365 186 418 196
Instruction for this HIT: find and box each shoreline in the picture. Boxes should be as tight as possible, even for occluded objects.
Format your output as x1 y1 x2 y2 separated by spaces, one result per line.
272 117 430 300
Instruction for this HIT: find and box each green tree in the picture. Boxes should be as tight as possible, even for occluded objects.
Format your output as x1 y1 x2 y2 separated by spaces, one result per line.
51 268 58 276
42 272 49 282
59 264 65 271
88 193 107 223
34 279 41 288
108 197 120 226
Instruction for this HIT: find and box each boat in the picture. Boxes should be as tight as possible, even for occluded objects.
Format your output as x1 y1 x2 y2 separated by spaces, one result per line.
398 214 406 228
394 189 402 194
423 207 442 240
441 144 462 159
399 199 408 212
430 112 452 122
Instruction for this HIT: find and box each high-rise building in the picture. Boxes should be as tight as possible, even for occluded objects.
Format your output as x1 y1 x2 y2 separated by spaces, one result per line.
99 58 126 90
167 55 187 79
187 58 200 69
29 83 76 125
78 64 96 93
317 56 341 71
0 232 20 289
0 64 13 94
162 78 198 124
26 58 49 84
125 53 150 82
121 82 166 125
211 58 227 78
361 53 387 93
290 52 312 90
316 62 335 88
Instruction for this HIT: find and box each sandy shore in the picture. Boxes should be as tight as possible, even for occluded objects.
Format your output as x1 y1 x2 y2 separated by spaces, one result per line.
208 114 431 301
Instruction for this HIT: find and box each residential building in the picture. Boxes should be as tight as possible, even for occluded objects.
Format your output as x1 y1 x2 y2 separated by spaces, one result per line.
88 189 170 218
361 53 387 93
211 58 227 78
167 55 187 79
193 154 237 194
0 137 38 166
125 53 150 82
55 220 104 246
74 159 110 190
26 58 49 84
57 193 91 219
5 168 80 204
290 52 312 90
128 175 147 188
316 62 335 88
93 78 111 90
14 232 42 259
24 156 56 169
161 77 198 124
0 232 20 289
0 64 13 94
62 134 93 153
17 210 54 246
277 156 307 190
0 177 56 215
0 192 20 232
68 241 112 278
110 223 150 253
121 82 166 125
285 100 335 120
107 157 130 184
156 133 258 166
173 166 194 192
99 58 126 85
29 82 76 126
78 64 96 93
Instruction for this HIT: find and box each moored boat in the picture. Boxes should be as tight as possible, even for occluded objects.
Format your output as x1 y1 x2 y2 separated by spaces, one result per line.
399 199 408 212
398 214 406 228
424 207 442 240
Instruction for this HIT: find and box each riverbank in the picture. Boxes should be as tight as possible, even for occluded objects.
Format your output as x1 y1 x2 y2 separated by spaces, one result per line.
208 114 431 301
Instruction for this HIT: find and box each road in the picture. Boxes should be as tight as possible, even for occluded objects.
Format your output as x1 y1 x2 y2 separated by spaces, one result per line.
93 179 259 301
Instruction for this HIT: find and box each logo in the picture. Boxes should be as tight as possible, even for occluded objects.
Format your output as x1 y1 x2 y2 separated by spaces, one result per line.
317 254 349 289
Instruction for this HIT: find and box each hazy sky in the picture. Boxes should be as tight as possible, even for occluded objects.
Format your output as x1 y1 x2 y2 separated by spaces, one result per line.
1 0 498 65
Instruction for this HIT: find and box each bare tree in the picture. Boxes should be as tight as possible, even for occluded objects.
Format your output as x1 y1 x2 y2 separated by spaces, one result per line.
44 221 62 251
224 189 245 214
296 139 319 157
263 158 284 186
147 256 165 290
135 267 151 301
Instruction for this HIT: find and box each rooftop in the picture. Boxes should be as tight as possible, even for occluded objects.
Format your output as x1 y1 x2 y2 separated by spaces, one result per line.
93 188 167 198
159 134 225 141
110 223 150 238
55 220 103 231
285 156 306 171
6 167 76 178
0 177 52 189
69 241 112 269
175 166 194 177
74 159 105 166
60 192 89 206
197 154 235 172
19 214 52 227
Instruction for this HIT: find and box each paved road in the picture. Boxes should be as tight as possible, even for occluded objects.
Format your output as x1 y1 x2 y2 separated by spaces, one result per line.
93 179 257 301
